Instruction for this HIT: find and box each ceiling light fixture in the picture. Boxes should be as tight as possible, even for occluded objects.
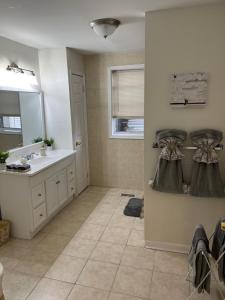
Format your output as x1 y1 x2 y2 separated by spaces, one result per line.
90 18 120 39
6 62 35 76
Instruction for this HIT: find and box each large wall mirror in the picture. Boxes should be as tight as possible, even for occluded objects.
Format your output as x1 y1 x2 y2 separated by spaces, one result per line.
0 90 45 151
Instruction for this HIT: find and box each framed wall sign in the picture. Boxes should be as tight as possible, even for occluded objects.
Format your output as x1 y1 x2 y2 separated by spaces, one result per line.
170 72 208 106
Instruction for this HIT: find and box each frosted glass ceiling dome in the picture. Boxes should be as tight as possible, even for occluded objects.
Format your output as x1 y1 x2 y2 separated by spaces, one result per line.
90 18 120 39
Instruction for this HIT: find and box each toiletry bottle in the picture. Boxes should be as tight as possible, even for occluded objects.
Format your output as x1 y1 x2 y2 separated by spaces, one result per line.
40 146 46 157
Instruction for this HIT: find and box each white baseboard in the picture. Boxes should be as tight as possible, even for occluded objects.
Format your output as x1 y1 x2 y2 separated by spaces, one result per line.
145 240 189 254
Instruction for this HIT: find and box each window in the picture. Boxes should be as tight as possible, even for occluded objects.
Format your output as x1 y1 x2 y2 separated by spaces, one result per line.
108 64 144 139
0 115 22 133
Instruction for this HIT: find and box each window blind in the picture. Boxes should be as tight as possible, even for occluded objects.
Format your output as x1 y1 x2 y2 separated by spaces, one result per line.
111 69 144 118
2 116 21 129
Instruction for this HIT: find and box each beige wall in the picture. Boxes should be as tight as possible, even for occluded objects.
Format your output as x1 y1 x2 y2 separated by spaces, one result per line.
67 48 84 75
145 4 225 250
84 52 144 190
0 134 22 151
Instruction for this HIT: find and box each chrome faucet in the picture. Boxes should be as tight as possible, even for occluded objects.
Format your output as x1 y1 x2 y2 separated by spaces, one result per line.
24 152 36 160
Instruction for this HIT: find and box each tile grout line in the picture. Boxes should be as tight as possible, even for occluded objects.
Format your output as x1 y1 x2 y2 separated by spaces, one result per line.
66 192 132 299
4 188 145 300
24 275 44 300
52 193 110 298
52 191 120 299
104 199 145 300
147 251 156 300
65 192 128 300
23 191 104 299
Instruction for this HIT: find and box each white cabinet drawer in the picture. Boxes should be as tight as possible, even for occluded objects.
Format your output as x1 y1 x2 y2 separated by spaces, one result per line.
31 183 45 208
67 165 75 181
33 203 47 229
68 180 76 198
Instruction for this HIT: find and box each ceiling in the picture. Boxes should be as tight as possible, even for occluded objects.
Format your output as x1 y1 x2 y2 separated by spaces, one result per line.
0 0 223 53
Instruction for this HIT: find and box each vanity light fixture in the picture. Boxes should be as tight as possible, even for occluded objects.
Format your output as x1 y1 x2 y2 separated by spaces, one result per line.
6 63 35 76
89 18 120 39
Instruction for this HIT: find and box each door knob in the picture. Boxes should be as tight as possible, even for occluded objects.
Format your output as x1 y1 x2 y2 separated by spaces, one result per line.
76 141 82 146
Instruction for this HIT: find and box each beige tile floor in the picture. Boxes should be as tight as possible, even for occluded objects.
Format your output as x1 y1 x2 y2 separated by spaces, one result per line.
0 186 223 299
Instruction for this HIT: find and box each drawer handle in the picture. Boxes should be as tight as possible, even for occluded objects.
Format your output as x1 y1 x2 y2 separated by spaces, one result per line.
71 187 74 190
56 181 60 184
70 171 73 175
38 193 42 197
40 214 43 217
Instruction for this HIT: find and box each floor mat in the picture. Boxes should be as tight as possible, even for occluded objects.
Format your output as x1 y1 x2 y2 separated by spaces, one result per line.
123 198 144 218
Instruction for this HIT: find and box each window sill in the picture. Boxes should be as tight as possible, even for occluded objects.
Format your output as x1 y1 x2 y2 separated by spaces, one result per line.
0 128 22 135
110 134 144 140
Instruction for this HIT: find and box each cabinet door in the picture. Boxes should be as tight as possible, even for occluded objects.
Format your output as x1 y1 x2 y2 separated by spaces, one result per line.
33 203 47 229
46 174 59 216
31 183 45 209
68 179 76 198
67 164 75 181
58 169 68 205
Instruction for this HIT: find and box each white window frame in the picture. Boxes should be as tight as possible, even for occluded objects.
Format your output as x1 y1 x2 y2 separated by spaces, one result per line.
0 115 22 135
108 64 144 139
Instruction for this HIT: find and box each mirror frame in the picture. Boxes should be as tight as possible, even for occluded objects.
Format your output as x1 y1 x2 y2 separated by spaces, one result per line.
0 88 46 151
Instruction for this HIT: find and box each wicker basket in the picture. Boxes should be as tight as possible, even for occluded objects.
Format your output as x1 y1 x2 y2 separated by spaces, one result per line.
0 220 10 246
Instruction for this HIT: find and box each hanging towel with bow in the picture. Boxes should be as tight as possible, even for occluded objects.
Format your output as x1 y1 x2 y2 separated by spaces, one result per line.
152 129 187 194
190 129 224 197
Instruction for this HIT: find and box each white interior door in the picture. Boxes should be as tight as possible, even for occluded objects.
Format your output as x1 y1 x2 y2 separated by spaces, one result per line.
70 74 89 194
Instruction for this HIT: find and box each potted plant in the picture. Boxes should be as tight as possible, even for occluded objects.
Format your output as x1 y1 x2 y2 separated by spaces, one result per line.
32 137 43 143
0 152 9 170
44 138 54 151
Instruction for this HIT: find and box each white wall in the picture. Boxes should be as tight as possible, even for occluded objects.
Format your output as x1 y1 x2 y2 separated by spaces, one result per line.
145 4 225 251
39 48 73 149
0 36 40 89
0 37 41 150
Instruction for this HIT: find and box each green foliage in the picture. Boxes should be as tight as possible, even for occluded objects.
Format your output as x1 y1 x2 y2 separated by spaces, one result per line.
44 138 54 146
33 137 43 143
0 152 9 164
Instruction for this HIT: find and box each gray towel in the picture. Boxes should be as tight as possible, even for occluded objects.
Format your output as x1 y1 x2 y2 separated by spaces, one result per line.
189 240 211 294
192 224 210 254
190 129 222 164
152 129 187 193
190 129 224 197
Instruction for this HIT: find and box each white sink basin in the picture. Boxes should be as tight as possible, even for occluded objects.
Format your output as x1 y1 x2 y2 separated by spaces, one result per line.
4 149 75 176
29 156 53 165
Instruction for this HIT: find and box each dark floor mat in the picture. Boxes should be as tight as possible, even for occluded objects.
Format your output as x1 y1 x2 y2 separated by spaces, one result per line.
123 198 144 218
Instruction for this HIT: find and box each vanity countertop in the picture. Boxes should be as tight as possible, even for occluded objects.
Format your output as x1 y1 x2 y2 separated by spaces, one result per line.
0 149 76 177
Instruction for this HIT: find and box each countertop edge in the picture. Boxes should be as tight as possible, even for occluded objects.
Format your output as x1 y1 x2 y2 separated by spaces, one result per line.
0 150 76 177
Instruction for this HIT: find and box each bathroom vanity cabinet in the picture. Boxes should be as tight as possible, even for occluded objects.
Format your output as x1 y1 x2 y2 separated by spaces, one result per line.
0 150 76 239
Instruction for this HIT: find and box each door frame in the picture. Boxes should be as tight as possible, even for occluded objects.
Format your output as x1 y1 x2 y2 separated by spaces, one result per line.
69 71 90 190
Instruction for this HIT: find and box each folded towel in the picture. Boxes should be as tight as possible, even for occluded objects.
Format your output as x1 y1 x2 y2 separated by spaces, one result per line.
124 198 144 218
6 164 30 171
189 226 211 294
191 224 210 253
